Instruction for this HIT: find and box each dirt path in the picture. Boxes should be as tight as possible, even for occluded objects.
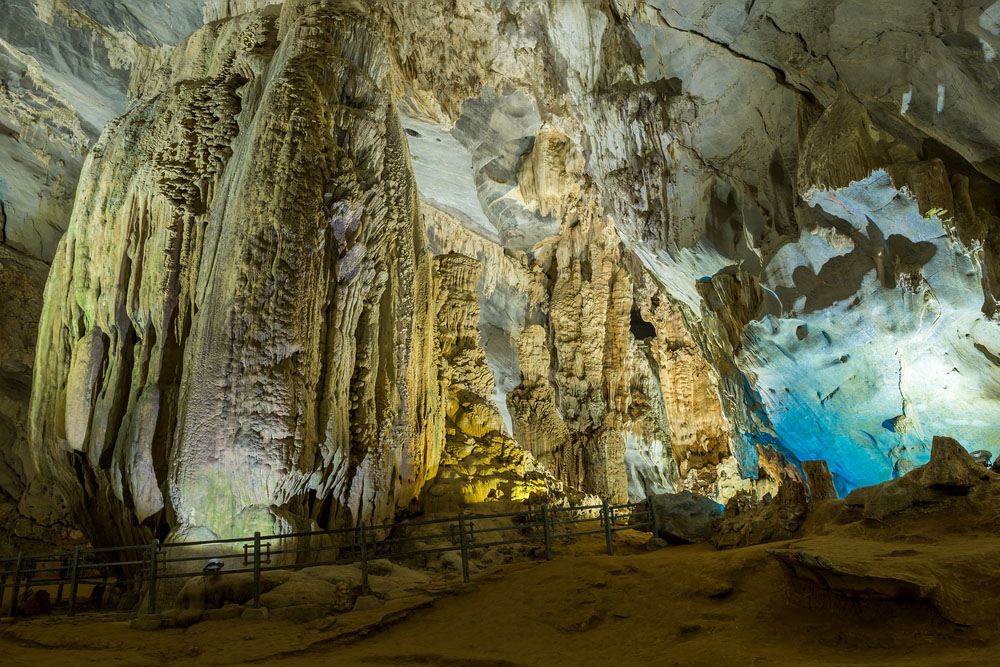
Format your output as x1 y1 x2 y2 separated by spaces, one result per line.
3 531 996 666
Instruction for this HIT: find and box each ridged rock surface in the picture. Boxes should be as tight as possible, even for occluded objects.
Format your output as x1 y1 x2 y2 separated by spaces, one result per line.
0 243 80 554
29 3 439 542
1 0 998 548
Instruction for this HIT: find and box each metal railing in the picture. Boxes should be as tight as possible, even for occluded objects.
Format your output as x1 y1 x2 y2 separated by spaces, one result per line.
0 497 657 618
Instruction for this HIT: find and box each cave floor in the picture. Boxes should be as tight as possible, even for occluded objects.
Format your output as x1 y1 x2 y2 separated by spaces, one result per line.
2 529 997 667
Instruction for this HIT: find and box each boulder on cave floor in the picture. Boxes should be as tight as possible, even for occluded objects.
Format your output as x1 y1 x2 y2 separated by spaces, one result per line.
712 481 809 549
647 491 723 544
166 560 433 626
19 589 51 617
844 435 994 522
715 436 996 548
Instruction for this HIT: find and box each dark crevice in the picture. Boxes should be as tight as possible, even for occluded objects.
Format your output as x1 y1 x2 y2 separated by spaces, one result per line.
630 308 657 340
98 325 136 471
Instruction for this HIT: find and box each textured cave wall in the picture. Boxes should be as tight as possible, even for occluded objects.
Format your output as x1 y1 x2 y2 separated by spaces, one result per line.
0 0 206 261
612 1 1000 492
27 2 443 543
0 243 81 554
9 0 1000 549
373 0 1000 496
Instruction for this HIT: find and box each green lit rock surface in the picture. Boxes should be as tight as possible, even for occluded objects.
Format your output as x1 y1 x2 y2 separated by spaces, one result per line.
28 2 440 542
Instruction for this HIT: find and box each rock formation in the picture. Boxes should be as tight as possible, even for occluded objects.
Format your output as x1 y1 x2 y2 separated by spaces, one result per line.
0 243 80 554
0 0 998 549
28 2 441 543
423 252 556 510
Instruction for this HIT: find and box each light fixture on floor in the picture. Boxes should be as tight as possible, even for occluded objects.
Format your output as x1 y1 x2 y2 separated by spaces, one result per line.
203 558 224 575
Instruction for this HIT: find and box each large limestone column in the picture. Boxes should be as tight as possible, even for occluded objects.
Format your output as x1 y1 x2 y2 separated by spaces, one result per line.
29 1 440 544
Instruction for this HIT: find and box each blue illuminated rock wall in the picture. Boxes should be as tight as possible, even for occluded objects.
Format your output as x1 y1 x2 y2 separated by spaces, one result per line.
739 172 1000 493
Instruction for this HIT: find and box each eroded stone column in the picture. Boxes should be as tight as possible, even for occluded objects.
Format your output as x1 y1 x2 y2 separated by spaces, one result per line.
29 1 439 543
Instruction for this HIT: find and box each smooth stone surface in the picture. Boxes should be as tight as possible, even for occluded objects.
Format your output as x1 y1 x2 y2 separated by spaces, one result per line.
650 491 723 544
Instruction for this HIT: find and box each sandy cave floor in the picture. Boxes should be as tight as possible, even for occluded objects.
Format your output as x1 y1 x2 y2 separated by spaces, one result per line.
3 529 1000 667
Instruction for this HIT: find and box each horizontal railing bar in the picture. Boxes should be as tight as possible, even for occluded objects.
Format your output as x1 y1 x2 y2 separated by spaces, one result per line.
257 527 356 541
161 552 252 564
377 531 454 545
257 521 397 542
159 536 253 549
549 516 601 527
154 567 255 580
469 523 543 535
266 546 342 558
83 545 149 555
69 559 147 569
395 516 463 529
558 528 608 539
472 536 543 549
381 544 461 558
549 503 604 513
463 510 532 520
0 551 75 562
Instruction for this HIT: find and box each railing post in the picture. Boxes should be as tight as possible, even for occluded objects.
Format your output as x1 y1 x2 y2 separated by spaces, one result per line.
56 557 66 605
359 522 370 595
147 538 159 614
0 570 6 610
68 545 81 616
602 500 614 556
541 505 552 561
647 495 659 536
457 512 470 583
252 531 262 608
6 552 23 617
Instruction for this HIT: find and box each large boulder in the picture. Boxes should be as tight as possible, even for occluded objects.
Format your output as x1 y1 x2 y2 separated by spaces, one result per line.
259 572 354 613
712 481 809 549
913 436 990 491
648 491 723 544
844 436 993 522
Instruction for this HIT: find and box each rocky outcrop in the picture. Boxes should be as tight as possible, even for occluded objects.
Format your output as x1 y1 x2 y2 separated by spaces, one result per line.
802 460 837 501
423 253 556 510
647 491 722 544
768 547 946 613
28 2 441 543
713 480 809 549
506 325 573 481
766 435 1000 627
843 436 993 523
